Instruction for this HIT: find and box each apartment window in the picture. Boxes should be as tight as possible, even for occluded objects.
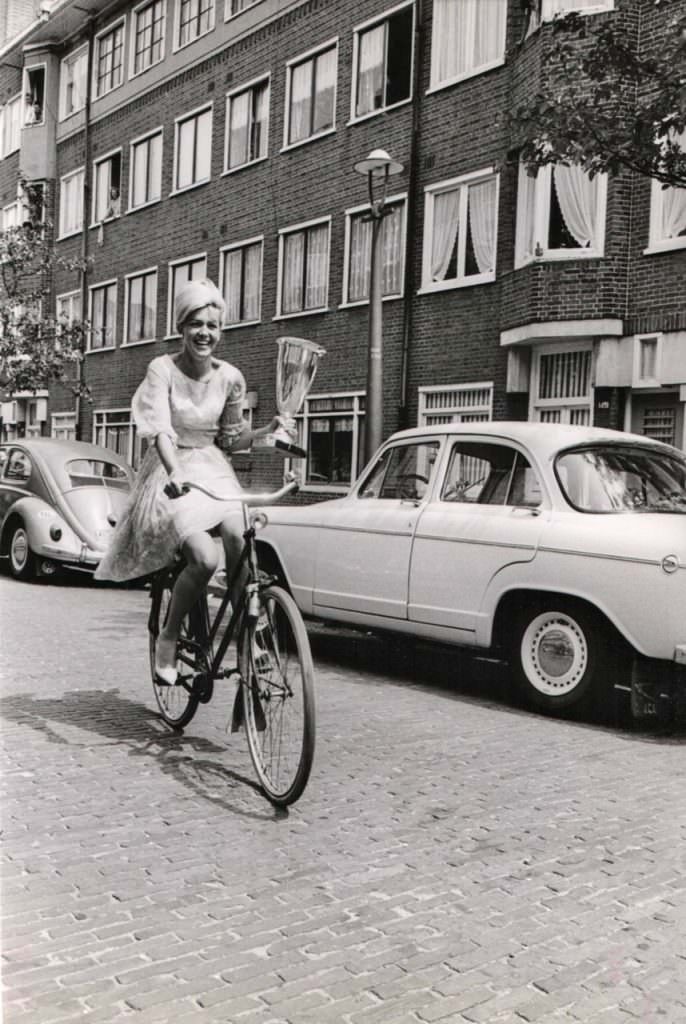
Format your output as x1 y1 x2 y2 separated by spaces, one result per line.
353 3 413 119
125 268 158 344
220 238 262 325
515 161 607 266
89 281 117 351
227 0 262 15
430 0 506 90
294 393 366 488
344 198 405 304
285 43 337 147
51 412 76 440
56 291 82 327
24 67 45 125
93 151 122 223
418 383 493 426
129 129 163 211
531 345 593 424
93 409 140 467
2 201 21 232
225 78 269 170
647 131 686 252
167 254 207 333
2 95 22 156
133 0 165 74
59 168 85 238
60 46 88 119
277 219 330 316
95 21 125 98
422 172 498 290
178 0 214 47
633 334 662 388
174 106 212 190
527 0 614 34
642 407 676 447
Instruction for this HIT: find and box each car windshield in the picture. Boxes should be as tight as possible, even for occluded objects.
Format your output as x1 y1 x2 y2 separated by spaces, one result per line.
555 444 686 513
66 458 129 490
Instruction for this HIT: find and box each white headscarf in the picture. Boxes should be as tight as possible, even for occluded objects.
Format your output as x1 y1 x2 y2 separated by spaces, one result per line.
175 278 225 333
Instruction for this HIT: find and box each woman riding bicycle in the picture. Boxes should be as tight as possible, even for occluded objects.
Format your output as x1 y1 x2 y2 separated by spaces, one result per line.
95 278 292 685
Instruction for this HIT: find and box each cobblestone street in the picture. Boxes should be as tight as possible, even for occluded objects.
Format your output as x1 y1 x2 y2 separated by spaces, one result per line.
1 574 686 1024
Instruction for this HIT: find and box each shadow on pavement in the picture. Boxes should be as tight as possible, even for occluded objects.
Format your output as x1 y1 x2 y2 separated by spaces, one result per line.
0 688 285 820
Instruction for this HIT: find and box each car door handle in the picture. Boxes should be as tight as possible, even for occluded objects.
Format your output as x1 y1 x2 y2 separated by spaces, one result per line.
510 506 541 517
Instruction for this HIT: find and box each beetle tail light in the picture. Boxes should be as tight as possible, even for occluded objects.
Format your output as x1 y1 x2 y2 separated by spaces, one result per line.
49 524 62 541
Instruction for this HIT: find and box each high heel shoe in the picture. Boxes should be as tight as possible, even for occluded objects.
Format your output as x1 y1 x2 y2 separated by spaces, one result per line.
154 634 178 686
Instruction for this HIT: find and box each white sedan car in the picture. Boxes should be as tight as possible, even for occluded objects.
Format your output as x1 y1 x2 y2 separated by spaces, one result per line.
257 422 686 715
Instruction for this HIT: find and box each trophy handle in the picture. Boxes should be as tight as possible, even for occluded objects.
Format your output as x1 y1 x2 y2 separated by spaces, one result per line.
274 438 307 459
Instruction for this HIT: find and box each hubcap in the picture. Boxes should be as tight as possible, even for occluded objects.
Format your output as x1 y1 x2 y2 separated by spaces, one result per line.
521 612 588 697
11 529 28 571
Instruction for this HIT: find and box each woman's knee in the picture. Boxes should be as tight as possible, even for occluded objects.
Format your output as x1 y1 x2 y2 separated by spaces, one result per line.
183 535 219 578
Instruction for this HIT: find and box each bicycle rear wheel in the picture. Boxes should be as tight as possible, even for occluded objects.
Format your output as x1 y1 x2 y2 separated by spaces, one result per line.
239 585 315 806
149 570 206 729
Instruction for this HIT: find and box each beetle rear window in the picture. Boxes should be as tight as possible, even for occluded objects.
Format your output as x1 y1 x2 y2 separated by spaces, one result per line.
555 444 686 513
66 459 129 489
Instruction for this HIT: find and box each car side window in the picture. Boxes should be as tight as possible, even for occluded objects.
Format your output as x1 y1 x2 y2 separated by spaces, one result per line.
5 449 32 483
358 441 440 500
442 443 541 507
0 449 8 476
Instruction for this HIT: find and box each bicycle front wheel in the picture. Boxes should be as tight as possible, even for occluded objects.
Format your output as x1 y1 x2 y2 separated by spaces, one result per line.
149 570 204 729
239 585 315 806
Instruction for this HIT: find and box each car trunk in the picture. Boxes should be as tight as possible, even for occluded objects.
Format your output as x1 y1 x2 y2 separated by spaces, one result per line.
62 486 130 553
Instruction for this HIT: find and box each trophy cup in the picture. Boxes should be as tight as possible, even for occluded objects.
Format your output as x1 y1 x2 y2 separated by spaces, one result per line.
264 337 326 459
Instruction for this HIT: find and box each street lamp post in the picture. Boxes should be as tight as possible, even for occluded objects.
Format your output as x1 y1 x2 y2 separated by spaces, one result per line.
353 149 404 464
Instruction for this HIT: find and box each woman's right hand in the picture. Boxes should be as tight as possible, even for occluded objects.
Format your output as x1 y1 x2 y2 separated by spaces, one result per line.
164 472 189 499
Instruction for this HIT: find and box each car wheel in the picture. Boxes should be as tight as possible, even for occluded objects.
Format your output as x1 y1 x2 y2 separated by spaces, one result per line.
8 523 36 581
510 601 607 713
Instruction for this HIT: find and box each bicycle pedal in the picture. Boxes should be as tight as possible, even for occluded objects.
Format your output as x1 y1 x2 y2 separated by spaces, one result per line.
193 674 214 704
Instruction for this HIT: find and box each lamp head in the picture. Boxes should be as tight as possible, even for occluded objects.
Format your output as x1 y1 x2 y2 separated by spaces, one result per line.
353 148 404 177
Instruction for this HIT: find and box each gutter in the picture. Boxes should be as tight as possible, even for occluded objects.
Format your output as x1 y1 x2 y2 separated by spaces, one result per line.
75 17 95 441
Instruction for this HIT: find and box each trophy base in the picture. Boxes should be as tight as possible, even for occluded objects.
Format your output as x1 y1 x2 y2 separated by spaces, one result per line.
274 438 306 459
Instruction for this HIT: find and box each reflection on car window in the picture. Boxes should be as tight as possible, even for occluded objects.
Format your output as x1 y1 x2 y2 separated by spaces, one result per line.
358 441 440 500
0 449 8 476
5 450 32 483
442 442 541 507
66 459 129 490
556 445 686 513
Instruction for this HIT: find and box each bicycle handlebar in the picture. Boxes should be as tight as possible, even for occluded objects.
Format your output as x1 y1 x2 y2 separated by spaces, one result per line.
176 476 299 506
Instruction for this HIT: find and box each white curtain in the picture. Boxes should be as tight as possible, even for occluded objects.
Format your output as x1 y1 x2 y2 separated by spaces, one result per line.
223 250 242 323
95 163 109 222
381 205 402 294
143 277 155 338
195 110 211 181
432 0 460 84
544 0 603 14
432 0 506 85
283 233 304 313
313 48 336 134
356 24 384 116
305 224 328 309
149 133 162 201
244 243 261 320
132 142 147 207
553 164 597 248
252 82 269 159
349 215 372 301
177 119 195 188
229 91 249 168
468 178 497 274
431 188 460 281
289 61 311 144
662 187 686 239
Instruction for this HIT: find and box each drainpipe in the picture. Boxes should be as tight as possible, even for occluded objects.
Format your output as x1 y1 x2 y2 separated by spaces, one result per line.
75 17 94 441
398 0 424 431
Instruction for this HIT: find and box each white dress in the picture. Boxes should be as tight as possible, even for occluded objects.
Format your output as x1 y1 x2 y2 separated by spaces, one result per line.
95 354 247 582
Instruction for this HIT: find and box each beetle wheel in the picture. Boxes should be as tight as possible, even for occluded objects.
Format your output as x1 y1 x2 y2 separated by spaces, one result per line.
8 523 36 581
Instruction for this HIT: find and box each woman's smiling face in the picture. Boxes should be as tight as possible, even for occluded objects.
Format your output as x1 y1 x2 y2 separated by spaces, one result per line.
181 304 221 363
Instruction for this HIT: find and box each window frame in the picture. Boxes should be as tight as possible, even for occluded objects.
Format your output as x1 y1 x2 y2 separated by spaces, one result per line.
289 390 366 493
420 169 499 292
417 382 494 426
23 64 47 127
341 193 407 307
166 251 207 337
223 73 270 174
219 236 264 328
646 176 686 255
130 0 166 78
88 279 118 353
171 102 213 194
91 147 123 226
58 166 85 240
128 126 164 212
225 0 263 19
632 333 663 389
56 290 82 328
123 266 158 346
51 412 77 440
2 93 22 157
93 16 127 100
92 407 141 468
349 0 415 125
59 45 88 121
529 342 594 424
514 161 607 268
527 0 614 35
275 216 332 319
428 0 507 94
282 38 338 152
174 0 215 52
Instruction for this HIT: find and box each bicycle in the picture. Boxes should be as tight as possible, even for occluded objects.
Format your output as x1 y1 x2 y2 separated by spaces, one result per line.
147 476 315 806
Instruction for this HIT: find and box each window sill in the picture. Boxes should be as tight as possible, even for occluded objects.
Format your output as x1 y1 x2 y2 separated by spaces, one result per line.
222 155 268 177
222 319 261 331
122 337 156 348
126 198 162 215
58 107 86 123
89 216 121 229
418 274 496 294
130 55 165 81
224 1 264 21
346 97 412 127
273 308 329 321
172 24 215 54
427 57 505 95
515 249 604 269
280 127 336 154
93 82 124 103
169 179 211 197
57 229 82 242
338 294 403 310
643 240 686 256
86 345 116 355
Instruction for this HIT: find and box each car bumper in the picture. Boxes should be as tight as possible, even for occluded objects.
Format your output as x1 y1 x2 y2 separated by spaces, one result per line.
629 653 686 723
36 542 104 571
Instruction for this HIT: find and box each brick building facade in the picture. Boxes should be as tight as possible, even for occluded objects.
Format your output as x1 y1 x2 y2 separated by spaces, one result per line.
1 0 685 497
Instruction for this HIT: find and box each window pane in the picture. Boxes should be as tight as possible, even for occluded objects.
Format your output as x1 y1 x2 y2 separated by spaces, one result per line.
304 224 328 309
229 91 249 167
385 6 412 106
312 48 335 134
282 232 304 313
356 24 384 116
223 249 242 323
195 110 212 180
177 119 195 187
289 60 312 145
243 243 261 320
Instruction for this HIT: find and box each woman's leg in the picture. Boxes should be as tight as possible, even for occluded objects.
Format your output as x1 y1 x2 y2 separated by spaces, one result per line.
156 531 219 672
218 515 247 614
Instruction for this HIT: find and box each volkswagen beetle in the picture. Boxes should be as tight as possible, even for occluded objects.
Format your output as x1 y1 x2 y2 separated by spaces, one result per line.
256 422 686 715
0 438 133 581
